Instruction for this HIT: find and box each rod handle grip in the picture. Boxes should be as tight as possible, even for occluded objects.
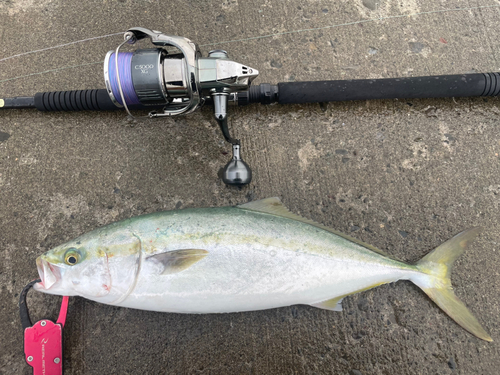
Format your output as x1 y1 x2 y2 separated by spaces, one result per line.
276 72 500 104
34 89 118 111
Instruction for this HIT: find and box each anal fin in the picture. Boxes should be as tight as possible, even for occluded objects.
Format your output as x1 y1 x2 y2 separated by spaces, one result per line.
310 282 386 312
311 296 344 311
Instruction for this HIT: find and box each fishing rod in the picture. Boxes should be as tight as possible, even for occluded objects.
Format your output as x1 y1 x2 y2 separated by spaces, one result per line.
1 27 499 186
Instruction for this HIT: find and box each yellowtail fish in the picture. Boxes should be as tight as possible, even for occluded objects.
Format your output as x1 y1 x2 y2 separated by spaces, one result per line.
34 198 492 341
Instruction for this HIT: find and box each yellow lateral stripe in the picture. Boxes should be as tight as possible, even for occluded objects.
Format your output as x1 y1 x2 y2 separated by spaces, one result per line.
238 197 397 259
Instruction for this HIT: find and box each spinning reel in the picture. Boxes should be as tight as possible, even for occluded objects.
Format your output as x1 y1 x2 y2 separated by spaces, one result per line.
104 27 258 186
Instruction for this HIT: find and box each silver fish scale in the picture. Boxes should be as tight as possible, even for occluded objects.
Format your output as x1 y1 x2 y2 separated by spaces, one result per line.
95 206 416 313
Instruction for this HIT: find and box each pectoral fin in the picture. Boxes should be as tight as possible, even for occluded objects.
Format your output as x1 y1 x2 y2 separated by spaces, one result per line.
146 249 209 275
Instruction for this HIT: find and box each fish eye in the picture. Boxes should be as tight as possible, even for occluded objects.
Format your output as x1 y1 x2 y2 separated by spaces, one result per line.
64 248 81 266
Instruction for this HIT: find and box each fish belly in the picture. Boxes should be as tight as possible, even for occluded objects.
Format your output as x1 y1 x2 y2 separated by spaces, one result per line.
116 241 410 313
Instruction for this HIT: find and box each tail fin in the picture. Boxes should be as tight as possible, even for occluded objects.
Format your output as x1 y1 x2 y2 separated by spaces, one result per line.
413 227 492 342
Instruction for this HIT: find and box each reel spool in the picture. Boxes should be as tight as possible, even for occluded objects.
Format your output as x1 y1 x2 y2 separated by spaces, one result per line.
103 28 258 185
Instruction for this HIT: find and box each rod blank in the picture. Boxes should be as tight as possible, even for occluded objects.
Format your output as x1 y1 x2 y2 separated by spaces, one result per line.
0 96 35 109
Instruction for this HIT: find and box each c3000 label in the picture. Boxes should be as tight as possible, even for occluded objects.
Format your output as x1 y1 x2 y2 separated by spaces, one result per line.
135 64 154 73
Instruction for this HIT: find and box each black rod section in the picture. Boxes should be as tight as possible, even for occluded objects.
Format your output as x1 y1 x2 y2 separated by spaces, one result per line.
0 96 35 109
276 73 500 104
0 89 118 111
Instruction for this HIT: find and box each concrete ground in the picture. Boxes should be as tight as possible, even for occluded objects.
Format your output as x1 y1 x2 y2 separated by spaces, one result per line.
1 0 500 374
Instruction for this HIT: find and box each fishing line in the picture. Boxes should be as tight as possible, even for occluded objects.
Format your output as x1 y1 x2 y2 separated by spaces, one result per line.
107 52 140 106
0 61 104 84
1 2 499 84
199 3 500 47
0 32 123 63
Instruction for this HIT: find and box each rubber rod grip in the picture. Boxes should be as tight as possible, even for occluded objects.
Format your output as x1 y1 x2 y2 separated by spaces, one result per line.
33 89 118 111
277 73 500 104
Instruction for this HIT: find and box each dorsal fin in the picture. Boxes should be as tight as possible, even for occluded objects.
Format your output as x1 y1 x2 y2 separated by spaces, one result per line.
238 197 394 259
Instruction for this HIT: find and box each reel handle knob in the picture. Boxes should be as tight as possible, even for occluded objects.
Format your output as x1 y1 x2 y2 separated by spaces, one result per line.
222 144 252 186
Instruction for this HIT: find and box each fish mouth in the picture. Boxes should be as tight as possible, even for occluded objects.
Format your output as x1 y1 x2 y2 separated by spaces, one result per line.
35 257 61 290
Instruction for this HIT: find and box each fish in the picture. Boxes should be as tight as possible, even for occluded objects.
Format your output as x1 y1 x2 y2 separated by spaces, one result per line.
34 197 492 341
